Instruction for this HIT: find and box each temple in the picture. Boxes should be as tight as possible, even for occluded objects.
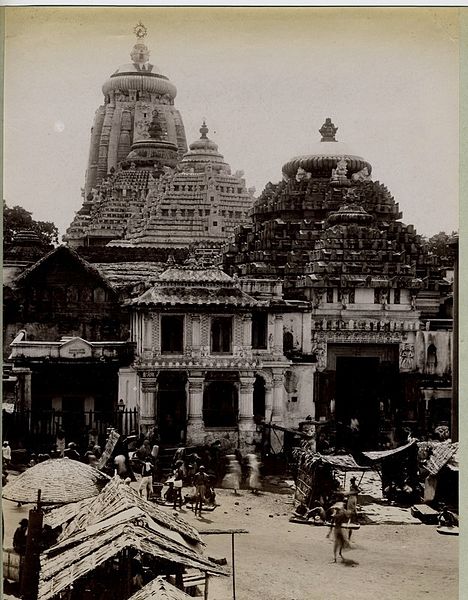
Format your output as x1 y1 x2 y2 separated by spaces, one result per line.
64 26 254 250
3 27 455 454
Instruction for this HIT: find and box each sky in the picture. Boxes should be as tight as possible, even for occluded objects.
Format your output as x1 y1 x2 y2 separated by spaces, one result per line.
3 7 460 240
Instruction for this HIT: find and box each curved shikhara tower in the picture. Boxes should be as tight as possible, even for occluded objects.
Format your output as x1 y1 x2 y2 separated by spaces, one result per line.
64 25 189 247
65 25 255 249
84 26 187 196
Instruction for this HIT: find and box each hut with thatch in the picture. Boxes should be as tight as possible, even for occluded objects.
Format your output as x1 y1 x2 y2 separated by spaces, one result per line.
39 477 227 600
2 458 110 505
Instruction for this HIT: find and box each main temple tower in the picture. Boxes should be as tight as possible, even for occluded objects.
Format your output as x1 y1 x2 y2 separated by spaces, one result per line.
65 24 188 247
84 22 187 196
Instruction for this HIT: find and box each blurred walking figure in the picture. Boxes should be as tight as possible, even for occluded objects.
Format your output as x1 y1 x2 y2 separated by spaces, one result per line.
222 454 241 495
326 500 350 562
246 453 262 494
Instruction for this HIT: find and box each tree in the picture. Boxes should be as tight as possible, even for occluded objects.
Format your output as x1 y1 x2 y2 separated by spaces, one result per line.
3 201 59 246
423 230 458 260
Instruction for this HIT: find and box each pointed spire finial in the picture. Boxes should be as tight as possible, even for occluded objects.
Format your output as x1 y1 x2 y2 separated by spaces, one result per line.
200 121 209 139
319 118 338 142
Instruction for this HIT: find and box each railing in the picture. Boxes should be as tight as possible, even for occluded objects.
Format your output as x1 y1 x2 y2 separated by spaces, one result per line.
2 408 139 453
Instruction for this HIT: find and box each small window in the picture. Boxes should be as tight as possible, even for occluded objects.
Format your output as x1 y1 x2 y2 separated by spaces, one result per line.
252 313 268 349
161 315 184 353
394 289 401 304
213 221 218 226
211 317 232 353
326 288 334 303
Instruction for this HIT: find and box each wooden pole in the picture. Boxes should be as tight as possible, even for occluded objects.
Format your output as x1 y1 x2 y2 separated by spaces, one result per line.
231 533 236 600
204 572 209 600
20 489 44 600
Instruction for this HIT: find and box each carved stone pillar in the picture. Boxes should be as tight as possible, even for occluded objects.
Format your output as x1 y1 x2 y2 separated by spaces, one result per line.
264 382 273 422
191 315 201 353
270 372 285 453
242 314 252 351
273 314 284 355
271 372 284 422
302 311 312 354
139 372 157 430
238 376 256 430
186 372 205 444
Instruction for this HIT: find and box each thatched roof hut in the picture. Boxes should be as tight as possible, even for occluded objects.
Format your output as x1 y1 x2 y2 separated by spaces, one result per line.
128 576 193 600
38 478 227 600
2 458 109 504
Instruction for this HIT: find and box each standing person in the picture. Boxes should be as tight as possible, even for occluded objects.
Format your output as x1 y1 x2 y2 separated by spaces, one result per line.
326 501 350 563
246 453 262 494
2 441 12 468
222 455 241 495
173 460 184 510
56 430 66 457
193 465 210 517
138 460 153 501
346 476 360 540
64 442 80 461
13 519 28 556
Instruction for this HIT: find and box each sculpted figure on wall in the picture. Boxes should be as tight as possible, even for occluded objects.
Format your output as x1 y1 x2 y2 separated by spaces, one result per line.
399 343 415 371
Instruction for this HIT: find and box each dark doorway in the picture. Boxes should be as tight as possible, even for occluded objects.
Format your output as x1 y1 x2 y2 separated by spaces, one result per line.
157 372 187 445
61 396 86 443
203 381 238 427
253 376 266 423
335 357 380 450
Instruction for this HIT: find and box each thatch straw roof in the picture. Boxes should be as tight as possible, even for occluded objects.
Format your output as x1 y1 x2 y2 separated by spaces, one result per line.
38 478 228 600
2 458 110 504
57 477 202 545
128 576 192 600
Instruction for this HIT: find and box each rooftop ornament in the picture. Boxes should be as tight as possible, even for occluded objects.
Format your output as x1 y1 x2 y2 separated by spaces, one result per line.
319 118 338 142
200 120 209 139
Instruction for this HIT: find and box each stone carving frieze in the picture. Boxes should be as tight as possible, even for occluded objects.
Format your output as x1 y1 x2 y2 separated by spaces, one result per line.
312 330 404 344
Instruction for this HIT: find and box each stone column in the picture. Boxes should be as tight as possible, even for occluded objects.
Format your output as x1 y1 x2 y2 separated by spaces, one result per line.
264 381 273 422
242 314 252 351
302 311 312 354
273 314 284 355
238 375 256 451
186 372 205 445
139 372 157 432
192 315 201 354
271 372 284 423
271 372 285 453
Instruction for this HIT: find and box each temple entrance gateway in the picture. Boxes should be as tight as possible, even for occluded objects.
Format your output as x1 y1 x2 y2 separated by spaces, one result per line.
335 357 380 449
157 372 187 445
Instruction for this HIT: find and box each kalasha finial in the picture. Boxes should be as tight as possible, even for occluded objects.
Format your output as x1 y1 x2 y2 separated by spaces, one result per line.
134 22 148 40
319 118 338 142
200 121 209 139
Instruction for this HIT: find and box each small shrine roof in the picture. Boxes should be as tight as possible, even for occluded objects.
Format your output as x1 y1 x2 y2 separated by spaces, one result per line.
127 285 260 307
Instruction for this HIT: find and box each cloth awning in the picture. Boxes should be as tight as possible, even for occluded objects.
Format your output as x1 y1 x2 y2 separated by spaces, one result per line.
362 440 416 462
425 442 458 475
314 453 368 471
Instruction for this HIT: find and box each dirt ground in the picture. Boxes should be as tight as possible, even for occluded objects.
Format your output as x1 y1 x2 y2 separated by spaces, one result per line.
3 484 458 600
174 488 458 600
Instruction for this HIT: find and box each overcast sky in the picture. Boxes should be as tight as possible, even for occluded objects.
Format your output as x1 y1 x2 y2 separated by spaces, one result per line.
4 7 459 239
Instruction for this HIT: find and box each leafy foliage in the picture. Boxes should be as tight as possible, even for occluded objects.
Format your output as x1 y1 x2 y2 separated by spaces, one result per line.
3 201 59 246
